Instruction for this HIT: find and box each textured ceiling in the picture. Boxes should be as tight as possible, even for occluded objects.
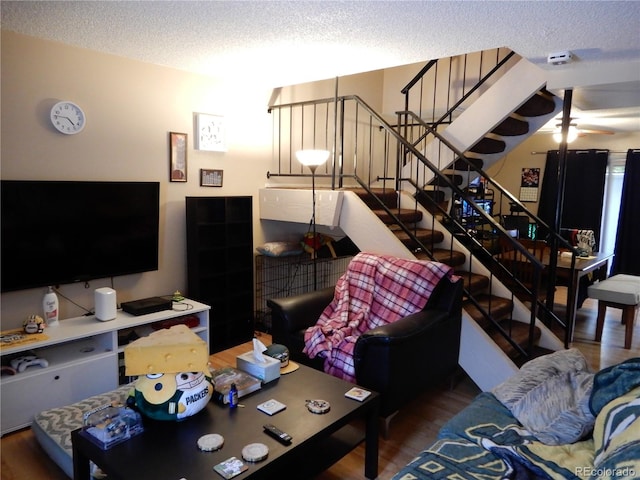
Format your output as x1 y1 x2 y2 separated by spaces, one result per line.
2 0 639 132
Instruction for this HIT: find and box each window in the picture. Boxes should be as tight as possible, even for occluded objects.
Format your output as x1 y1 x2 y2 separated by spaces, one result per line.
600 153 625 272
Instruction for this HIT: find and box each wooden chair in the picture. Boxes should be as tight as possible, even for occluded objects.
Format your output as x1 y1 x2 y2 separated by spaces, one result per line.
498 237 551 303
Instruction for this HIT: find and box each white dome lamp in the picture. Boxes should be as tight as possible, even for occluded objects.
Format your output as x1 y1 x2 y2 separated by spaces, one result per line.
296 149 330 289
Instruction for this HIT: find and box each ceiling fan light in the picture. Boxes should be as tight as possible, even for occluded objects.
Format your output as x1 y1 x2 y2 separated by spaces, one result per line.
553 125 579 143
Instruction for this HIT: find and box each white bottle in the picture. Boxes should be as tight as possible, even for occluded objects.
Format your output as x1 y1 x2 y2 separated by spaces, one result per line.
43 286 59 327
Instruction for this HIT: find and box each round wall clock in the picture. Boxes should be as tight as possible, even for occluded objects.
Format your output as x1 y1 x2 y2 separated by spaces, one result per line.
50 101 86 134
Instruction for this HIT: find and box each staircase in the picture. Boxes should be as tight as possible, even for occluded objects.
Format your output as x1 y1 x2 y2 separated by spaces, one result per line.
401 57 562 194
263 49 573 390
444 89 557 185
348 187 549 367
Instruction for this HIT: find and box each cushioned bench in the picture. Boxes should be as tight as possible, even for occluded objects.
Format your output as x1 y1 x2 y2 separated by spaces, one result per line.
587 274 640 349
32 383 133 478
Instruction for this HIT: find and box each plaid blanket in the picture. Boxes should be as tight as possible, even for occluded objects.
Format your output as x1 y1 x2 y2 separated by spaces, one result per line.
303 252 453 383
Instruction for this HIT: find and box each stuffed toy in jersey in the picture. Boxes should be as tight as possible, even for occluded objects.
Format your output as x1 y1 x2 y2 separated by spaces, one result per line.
123 325 212 421
128 371 213 421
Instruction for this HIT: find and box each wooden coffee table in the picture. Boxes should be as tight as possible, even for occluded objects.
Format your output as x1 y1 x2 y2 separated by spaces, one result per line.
72 363 379 479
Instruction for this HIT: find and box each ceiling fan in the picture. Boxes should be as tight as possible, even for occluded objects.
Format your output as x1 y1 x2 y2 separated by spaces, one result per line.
543 116 616 142
554 124 615 142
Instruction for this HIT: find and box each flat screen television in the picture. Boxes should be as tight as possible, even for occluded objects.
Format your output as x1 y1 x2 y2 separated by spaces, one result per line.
461 198 493 219
1 180 160 292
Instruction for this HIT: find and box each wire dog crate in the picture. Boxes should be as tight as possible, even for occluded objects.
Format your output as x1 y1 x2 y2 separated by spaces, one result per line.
254 254 353 332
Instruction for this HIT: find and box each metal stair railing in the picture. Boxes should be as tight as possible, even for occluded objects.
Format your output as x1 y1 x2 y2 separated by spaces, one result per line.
398 49 581 348
268 94 546 358
400 48 517 144
267 47 578 354
397 109 578 347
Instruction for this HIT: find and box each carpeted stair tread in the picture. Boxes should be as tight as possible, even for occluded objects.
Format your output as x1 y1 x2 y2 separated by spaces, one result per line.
429 173 463 187
489 320 542 360
415 189 445 203
463 294 513 329
415 248 466 267
492 116 529 136
347 187 398 209
389 225 445 247
468 137 506 155
451 157 484 171
454 271 490 295
515 91 556 117
371 208 422 224
414 190 448 215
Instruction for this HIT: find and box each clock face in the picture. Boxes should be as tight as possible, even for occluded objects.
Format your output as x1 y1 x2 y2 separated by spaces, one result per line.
50 101 86 134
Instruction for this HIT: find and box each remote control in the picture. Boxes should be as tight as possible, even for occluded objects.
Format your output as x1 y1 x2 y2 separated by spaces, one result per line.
263 424 292 445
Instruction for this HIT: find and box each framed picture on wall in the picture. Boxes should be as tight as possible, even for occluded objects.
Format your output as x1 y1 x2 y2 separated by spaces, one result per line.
169 132 187 182
519 167 540 202
195 113 226 152
200 169 223 187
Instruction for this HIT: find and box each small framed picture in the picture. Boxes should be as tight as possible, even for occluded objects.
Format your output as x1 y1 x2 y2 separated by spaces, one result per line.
200 169 223 187
520 167 540 202
169 132 187 182
521 168 540 187
195 113 226 152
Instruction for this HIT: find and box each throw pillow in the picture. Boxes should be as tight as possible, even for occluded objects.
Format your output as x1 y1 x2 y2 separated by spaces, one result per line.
492 348 595 445
256 242 303 257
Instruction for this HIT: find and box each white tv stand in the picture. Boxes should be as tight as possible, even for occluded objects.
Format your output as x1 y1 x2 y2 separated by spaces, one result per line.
0 299 210 436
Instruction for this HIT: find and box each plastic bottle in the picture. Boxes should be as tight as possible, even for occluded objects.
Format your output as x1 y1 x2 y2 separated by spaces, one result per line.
43 286 59 327
229 383 238 408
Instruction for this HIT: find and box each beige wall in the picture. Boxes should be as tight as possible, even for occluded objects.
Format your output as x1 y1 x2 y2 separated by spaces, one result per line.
2 30 639 327
274 69 385 108
1 31 274 325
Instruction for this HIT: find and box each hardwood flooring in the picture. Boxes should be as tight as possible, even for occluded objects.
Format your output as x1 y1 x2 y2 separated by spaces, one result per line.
1 288 637 480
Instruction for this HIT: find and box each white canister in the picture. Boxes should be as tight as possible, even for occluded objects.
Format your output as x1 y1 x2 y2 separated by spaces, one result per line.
95 287 117 321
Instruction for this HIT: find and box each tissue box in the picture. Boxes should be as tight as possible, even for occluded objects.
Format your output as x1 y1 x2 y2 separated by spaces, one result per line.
236 351 281 383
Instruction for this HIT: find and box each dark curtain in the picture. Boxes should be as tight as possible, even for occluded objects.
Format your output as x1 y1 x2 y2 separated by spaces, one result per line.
537 149 608 248
611 149 640 275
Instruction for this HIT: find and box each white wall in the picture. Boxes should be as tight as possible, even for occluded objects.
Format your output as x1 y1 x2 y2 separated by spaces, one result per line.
1 31 274 326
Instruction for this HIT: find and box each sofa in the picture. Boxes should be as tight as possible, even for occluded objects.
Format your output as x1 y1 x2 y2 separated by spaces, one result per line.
392 350 640 480
267 269 463 421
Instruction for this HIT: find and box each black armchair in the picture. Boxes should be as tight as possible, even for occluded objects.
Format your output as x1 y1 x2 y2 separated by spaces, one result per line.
267 274 463 426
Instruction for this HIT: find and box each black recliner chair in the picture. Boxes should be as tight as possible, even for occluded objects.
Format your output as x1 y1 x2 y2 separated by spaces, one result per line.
267 274 463 432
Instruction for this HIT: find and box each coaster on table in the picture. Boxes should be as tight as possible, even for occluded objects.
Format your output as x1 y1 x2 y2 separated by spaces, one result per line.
198 433 224 452
213 457 248 479
305 399 330 414
280 360 299 374
345 387 372 402
242 442 269 462
257 399 286 416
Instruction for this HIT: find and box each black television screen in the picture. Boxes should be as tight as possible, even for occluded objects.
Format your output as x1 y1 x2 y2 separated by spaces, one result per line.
1 180 160 292
461 198 493 218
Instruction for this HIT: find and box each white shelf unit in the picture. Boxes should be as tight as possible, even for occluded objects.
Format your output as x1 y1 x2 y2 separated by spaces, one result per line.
0 298 210 436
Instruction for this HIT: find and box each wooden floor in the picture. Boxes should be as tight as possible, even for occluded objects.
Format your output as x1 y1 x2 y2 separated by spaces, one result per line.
1 288 637 480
